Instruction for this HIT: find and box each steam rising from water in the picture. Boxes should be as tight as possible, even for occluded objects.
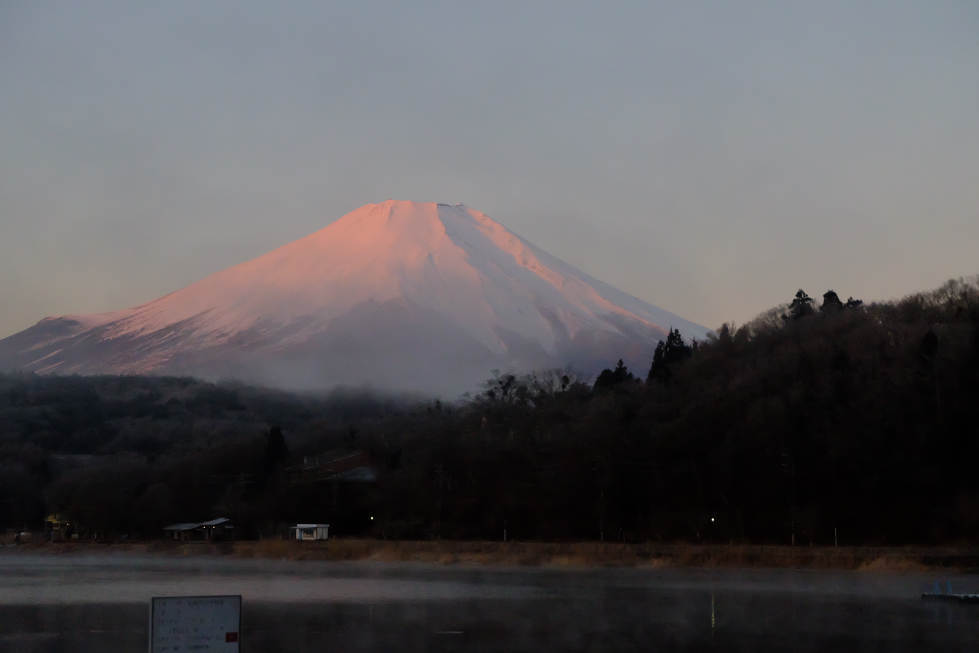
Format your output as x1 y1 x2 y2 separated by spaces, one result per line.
0 555 975 652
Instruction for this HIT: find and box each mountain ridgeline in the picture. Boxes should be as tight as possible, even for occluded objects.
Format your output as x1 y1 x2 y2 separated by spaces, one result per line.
0 201 707 395
1 278 977 544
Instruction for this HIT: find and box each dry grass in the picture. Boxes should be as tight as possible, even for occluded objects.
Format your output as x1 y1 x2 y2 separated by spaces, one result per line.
4 538 976 571
856 555 931 573
228 540 977 571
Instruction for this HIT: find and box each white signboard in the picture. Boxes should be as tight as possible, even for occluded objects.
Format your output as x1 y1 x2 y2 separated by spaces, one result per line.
150 595 241 653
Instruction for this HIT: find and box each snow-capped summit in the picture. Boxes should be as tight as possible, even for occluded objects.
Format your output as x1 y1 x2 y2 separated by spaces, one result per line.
0 201 708 395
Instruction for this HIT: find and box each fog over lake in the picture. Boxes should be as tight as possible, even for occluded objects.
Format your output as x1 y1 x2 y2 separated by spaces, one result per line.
0 554 976 652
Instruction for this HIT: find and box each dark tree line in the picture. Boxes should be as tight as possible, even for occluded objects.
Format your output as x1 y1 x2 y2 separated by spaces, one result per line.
1 278 977 544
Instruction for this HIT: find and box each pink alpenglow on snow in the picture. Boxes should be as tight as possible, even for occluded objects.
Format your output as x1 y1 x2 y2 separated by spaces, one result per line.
0 201 709 395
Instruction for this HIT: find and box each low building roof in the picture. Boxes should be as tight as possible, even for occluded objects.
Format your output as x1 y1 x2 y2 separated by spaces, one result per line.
293 523 330 528
201 517 232 527
163 517 233 530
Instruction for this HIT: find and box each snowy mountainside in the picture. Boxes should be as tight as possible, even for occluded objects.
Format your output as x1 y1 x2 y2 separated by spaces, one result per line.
0 201 709 395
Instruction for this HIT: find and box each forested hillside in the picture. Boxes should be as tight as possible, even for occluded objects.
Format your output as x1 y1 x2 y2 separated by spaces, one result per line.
2 278 976 544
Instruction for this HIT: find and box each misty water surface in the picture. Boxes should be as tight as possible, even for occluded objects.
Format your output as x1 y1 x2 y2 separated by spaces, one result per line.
0 553 976 652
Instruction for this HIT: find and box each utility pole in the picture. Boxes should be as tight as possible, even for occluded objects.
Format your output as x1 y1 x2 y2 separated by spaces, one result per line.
599 487 605 542
434 464 445 539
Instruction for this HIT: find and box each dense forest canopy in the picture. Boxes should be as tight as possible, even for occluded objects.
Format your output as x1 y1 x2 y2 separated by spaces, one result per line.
1 277 977 544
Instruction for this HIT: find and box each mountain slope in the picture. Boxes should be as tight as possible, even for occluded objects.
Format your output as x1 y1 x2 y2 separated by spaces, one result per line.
0 201 709 394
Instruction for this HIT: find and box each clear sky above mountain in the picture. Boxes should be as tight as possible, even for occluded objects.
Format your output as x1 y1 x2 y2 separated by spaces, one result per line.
1 1 977 338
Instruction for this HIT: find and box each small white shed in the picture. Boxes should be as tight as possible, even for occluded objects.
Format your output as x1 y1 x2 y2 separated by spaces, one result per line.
293 523 329 541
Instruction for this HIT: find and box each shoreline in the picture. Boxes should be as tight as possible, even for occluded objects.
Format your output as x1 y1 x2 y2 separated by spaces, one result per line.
3 539 977 571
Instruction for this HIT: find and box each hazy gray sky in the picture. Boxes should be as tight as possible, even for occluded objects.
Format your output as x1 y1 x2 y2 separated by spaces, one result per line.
2 1 977 337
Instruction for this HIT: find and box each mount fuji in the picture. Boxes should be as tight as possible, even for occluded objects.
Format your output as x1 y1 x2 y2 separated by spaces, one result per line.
0 201 709 395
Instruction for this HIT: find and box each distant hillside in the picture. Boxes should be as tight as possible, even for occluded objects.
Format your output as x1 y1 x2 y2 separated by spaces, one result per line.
1 277 976 544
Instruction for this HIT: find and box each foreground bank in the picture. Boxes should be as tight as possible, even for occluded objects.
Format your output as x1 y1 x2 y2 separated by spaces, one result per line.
5 540 978 571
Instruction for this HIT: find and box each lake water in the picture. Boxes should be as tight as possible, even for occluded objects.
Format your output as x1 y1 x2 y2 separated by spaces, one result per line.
0 553 975 651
